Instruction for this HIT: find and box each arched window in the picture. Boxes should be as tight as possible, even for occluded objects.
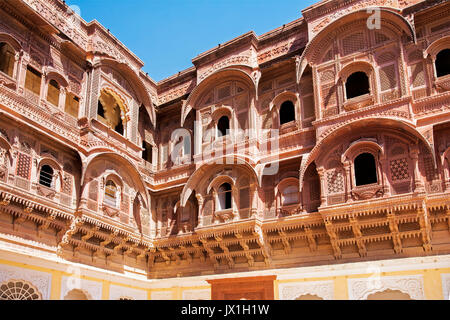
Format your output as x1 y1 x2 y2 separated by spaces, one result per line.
435 49 450 78
64 289 89 300
183 135 191 156
104 180 118 207
218 182 232 210
98 90 125 136
346 72 370 99
279 101 296 125
47 79 60 107
282 185 299 206
217 116 229 137
0 42 15 77
39 165 54 188
354 153 378 186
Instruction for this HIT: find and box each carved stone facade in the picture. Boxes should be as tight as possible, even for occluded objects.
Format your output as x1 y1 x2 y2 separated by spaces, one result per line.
0 0 449 299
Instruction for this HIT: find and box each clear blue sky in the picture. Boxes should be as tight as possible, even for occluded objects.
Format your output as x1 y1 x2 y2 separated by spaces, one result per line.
67 0 316 82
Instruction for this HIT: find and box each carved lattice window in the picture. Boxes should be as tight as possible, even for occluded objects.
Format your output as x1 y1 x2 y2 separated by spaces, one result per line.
390 158 410 182
16 153 31 179
0 280 42 300
327 169 345 194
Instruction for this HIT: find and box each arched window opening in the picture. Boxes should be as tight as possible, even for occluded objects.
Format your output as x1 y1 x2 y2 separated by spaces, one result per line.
282 185 299 206
64 289 88 300
47 79 60 107
0 42 15 77
25 66 42 96
279 101 296 125
104 180 118 207
435 49 450 78
218 182 232 210
354 153 378 186
183 135 191 156
142 141 153 163
217 116 229 137
39 164 54 188
98 90 125 136
346 72 370 99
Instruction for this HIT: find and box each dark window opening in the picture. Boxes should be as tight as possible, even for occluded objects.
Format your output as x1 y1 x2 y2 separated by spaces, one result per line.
354 153 378 186
280 100 296 125
142 141 152 163
217 116 229 137
114 110 124 135
436 49 450 78
97 101 105 118
218 182 232 210
39 165 54 188
346 72 370 99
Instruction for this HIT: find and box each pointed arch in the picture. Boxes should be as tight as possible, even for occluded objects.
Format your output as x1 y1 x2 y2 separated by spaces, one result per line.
296 8 416 82
299 117 435 191
181 68 256 126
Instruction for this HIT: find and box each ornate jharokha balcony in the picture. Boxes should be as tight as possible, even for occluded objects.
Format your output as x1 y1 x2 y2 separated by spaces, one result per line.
145 190 450 278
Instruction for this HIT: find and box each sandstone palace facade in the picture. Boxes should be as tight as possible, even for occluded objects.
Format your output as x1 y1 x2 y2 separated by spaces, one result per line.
0 0 449 300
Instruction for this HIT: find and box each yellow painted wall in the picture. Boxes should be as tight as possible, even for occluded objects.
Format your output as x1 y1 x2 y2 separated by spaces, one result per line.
0 257 449 300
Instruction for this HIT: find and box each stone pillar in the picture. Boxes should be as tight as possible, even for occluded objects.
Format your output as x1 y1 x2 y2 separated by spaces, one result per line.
250 183 258 218
194 110 202 157
410 145 425 193
317 166 326 207
196 194 204 227
343 161 352 202
232 185 239 221
443 158 450 191
59 87 66 110
380 156 391 197
39 72 46 106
